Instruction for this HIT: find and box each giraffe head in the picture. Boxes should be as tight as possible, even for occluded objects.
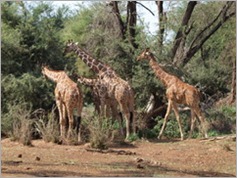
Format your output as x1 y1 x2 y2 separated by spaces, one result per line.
64 40 78 55
137 48 153 61
41 65 48 76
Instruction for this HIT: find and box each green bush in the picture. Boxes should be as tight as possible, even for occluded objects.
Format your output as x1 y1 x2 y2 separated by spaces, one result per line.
1 74 54 114
153 111 204 139
206 105 236 135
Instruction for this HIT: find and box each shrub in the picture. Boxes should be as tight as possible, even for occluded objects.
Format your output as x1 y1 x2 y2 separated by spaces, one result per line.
35 107 61 144
206 105 236 135
86 115 114 149
153 111 205 139
2 102 33 146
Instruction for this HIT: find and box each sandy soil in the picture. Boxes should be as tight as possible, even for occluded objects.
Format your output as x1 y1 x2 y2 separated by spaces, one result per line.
1 136 236 177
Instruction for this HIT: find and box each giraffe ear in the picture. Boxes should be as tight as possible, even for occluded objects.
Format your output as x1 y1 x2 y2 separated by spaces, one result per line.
145 51 150 55
75 42 78 45
145 48 150 55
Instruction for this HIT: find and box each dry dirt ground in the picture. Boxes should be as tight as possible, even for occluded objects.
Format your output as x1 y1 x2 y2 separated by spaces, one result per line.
1 135 236 177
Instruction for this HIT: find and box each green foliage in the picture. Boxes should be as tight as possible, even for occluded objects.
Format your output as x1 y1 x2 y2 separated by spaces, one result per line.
1 74 54 114
2 2 68 77
206 106 236 135
1 1 235 141
126 133 139 142
155 114 183 139
152 112 200 139
1 2 70 127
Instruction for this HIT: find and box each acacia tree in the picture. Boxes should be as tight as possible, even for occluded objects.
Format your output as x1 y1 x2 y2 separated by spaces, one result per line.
171 1 236 67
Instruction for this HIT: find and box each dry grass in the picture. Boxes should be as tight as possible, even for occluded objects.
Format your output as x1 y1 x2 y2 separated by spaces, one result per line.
86 115 114 149
10 116 33 146
34 108 61 144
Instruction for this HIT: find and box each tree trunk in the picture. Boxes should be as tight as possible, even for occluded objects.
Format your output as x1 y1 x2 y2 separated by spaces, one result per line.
156 1 165 54
109 1 125 39
172 1 197 64
143 93 166 129
127 1 138 49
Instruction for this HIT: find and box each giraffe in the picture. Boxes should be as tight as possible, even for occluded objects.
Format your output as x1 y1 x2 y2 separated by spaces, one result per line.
137 48 208 140
77 76 122 136
42 66 83 142
64 40 135 140
77 76 112 118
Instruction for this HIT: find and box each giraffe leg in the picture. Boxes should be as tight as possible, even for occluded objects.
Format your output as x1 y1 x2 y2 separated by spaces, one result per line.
62 104 67 132
56 99 66 139
158 99 172 140
130 111 135 135
188 109 196 139
76 102 83 142
66 106 74 139
108 101 118 141
99 97 106 118
112 101 124 136
119 101 131 140
194 107 208 138
105 98 111 118
124 111 131 140
172 103 184 140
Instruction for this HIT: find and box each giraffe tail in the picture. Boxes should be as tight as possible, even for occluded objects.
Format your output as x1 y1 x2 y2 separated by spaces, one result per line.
74 116 81 134
129 111 135 133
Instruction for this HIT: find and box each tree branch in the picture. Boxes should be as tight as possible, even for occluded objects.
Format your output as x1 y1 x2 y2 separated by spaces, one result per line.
189 1 234 51
172 1 197 58
136 2 155 16
182 2 236 66
127 1 138 49
109 1 126 39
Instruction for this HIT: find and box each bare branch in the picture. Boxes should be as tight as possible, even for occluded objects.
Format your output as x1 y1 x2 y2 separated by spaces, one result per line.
182 2 236 66
136 2 155 16
189 1 234 51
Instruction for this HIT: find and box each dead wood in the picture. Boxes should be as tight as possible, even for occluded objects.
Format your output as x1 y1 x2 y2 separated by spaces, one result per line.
85 148 136 155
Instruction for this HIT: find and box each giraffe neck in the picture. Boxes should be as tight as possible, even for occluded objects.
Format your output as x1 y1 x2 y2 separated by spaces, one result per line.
73 46 111 75
78 77 97 87
148 56 172 87
43 68 65 83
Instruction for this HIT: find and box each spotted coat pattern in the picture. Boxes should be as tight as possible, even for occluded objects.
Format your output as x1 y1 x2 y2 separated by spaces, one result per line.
64 40 135 139
42 66 83 142
137 48 208 140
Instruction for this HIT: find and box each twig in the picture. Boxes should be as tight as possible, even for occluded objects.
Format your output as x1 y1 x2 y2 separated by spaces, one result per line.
85 148 136 155
136 2 155 16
